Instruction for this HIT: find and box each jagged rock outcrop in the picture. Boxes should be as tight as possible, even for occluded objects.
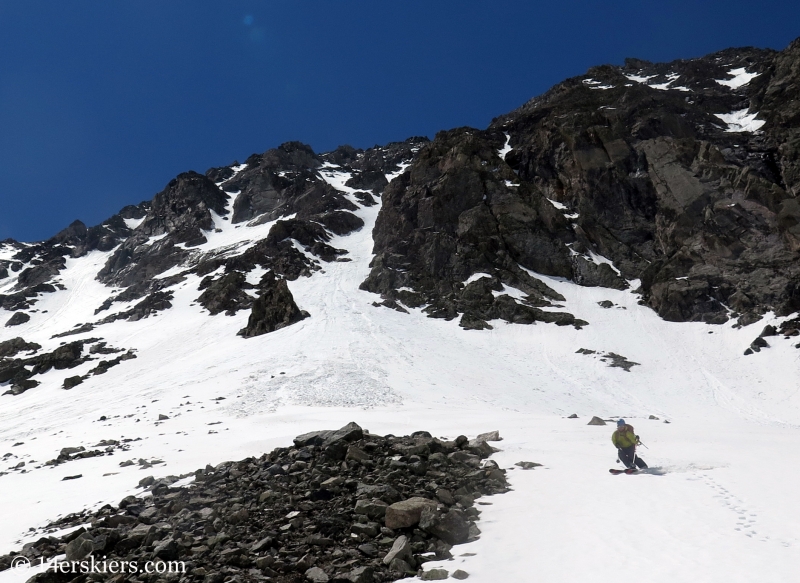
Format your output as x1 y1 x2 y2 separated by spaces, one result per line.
4 312 30 327
98 291 174 323
1 340 89 395
0 203 149 313
197 271 255 315
361 128 593 329
98 172 229 288
0 337 40 357
238 273 310 337
363 39 800 326
0 338 133 396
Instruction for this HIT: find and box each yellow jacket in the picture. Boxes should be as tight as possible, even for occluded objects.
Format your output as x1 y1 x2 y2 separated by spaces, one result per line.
612 425 639 449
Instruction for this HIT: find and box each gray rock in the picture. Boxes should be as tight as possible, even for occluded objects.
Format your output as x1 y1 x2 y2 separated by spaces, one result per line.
346 445 371 462
345 566 374 583
382 535 412 565
515 461 543 470
436 488 455 505
587 416 606 426
466 439 496 457
137 506 159 523
357 543 377 557
0 337 40 357
421 568 449 581
354 498 388 519
320 476 344 489
294 422 364 448
64 532 94 562
452 569 470 579
351 522 379 537
251 536 274 552
476 430 502 441
305 566 329 583
138 475 155 487
387 558 413 574
385 497 438 529
152 538 178 561
760 325 777 337
5 312 30 327
448 451 481 466
355 483 400 503
255 556 275 569
238 272 309 337
419 507 470 545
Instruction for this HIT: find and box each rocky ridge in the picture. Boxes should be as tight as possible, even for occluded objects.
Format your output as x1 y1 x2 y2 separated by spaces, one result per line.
0 139 424 394
4 423 510 583
363 39 800 328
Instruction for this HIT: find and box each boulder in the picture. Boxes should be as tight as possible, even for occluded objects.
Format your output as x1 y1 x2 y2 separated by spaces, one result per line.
238 273 309 337
305 566 329 583
382 535 412 565
419 507 470 545
354 498 388 519
385 497 438 529
294 422 363 448
0 337 40 357
5 312 30 327
345 566 373 583
387 558 413 574
421 569 449 581
152 538 179 561
65 532 94 562
587 416 606 426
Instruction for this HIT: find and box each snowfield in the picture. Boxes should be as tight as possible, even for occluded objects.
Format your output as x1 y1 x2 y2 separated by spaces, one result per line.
1 164 800 582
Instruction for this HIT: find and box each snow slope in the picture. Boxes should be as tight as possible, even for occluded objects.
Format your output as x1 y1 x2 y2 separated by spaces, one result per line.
1 163 800 582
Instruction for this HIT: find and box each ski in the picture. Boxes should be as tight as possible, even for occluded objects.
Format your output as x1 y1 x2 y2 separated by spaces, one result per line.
609 468 637 475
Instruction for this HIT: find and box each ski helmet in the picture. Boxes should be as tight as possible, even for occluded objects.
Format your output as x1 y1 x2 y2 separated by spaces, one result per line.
617 419 625 427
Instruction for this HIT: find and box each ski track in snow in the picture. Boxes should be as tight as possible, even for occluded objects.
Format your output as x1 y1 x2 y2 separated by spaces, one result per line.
1 162 800 581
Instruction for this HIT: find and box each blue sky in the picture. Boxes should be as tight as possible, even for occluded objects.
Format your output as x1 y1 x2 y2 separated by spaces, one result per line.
1 1 798 242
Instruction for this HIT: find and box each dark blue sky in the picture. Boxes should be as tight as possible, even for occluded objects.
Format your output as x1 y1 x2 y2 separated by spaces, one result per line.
1 1 798 242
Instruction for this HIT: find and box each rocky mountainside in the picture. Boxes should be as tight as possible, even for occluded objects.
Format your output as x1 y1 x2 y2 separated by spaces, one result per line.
2 39 800 397
0 139 423 395
364 39 800 328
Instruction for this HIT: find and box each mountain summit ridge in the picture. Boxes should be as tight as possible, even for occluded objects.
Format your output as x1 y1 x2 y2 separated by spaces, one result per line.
2 38 800 367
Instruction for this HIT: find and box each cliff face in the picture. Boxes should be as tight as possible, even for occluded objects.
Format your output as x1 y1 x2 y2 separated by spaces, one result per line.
363 41 800 328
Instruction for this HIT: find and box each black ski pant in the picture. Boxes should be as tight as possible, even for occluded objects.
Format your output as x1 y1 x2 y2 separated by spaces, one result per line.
618 446 647 469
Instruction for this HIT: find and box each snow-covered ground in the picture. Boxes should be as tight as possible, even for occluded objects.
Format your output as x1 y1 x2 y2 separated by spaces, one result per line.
1 164 799 582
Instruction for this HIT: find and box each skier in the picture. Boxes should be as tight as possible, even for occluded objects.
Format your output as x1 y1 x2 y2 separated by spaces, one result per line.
612 419 648 470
